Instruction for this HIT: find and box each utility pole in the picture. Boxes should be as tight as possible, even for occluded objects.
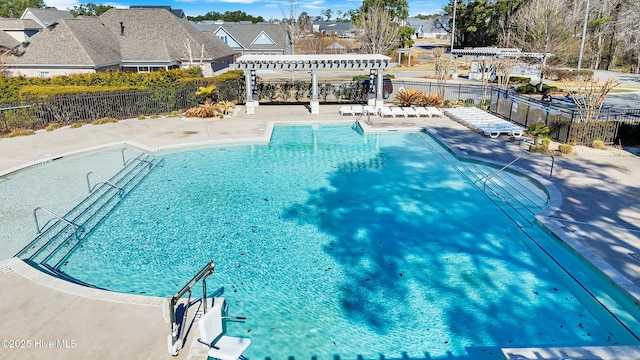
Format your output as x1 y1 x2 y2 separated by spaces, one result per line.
577 0 591 70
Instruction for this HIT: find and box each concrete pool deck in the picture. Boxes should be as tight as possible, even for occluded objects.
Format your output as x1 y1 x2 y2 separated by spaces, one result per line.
0 104 639 360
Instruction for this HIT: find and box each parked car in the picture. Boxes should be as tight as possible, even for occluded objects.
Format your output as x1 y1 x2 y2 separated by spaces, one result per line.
359 78 393 99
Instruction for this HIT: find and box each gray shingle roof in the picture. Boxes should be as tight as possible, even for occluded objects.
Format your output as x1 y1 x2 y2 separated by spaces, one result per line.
99 8 235 62
196 22 286 51
0 18 41 31
21 8 74 27
4 18 120 67
5 8 235 70
0 30 19 49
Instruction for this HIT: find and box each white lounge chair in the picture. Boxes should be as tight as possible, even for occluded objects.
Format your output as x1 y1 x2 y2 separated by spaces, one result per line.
415 107 430 117
379 107 394 118
426 107 443 117
391 107 405 118
403 107 419 117
198 298 251 360
363 105 377 115
339 106 353 116
352 105 364 116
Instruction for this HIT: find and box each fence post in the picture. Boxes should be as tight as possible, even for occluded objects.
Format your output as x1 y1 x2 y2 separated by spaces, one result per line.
457 84 462 101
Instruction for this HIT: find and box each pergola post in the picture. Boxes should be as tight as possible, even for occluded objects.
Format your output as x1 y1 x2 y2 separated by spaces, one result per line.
235 54 391 115
374 69 384 108
310 70 319 114
244 70 256 114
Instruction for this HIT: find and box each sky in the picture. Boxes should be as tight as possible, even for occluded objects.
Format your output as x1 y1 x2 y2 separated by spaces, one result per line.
43 0 447 21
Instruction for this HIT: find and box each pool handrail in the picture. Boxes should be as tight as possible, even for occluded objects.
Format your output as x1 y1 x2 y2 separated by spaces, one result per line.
33 206 84 236
86 171 124 197
166 259 215 356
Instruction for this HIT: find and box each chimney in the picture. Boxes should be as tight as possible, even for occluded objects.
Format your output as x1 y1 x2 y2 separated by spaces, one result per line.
119 21 125 36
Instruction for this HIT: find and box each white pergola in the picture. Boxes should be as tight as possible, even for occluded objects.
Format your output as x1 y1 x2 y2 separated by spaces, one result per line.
234 54 392 114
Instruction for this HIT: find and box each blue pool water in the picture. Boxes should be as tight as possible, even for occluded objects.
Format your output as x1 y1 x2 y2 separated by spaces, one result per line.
24 126 640 358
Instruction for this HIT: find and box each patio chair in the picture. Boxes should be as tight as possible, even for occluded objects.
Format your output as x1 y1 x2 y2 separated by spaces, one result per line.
198 298 251 360
403 107 418 117
352 105 364 116
426 107 443 117
379 107 394 118
391 107 406 118
363 106 377 115
415 107 430 117
339 106 353 116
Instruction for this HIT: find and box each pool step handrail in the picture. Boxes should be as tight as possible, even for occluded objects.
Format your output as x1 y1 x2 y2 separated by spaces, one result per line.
16 154 163 262
479 156 522 190
167 260 215 356
121 148 154 168
33 207 84 237
86 171 124 196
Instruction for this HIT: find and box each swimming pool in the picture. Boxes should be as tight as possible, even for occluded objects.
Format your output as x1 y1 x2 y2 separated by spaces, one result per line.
12 125 640 359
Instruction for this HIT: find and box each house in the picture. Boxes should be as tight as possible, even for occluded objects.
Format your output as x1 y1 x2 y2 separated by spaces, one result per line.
193 21 289 55
0 8 73 49
313 21 354 38
0 18 41 43
3 8 236 77
128 5 185 19
0 29 19 50
406 18 448 39
20 8 74 28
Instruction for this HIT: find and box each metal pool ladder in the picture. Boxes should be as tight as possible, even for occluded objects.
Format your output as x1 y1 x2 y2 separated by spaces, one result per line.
33 207 84 238
166 260 215 356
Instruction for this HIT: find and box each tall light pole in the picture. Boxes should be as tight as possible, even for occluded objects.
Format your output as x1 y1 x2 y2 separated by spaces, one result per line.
450 0 458 78
577 0 591 70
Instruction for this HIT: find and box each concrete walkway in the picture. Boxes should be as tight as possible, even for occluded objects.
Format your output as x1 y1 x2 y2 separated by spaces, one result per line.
1 104 639 359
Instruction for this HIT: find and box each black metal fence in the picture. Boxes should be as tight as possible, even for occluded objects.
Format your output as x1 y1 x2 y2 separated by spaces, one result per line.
489 88 640 145
2 78 639 146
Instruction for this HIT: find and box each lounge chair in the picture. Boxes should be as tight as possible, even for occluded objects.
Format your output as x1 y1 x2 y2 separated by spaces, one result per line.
363 106 377 115
403 107 418 117
198 298 251 360
379 107 394 118
415 107 430 117
352 105 364 116
339 106 353 116
391 107 406 118
426 107 443 117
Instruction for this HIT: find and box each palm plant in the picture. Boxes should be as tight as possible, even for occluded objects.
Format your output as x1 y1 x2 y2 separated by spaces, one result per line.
185 100 219 118
527 123 550 145
216 100 235 115
393 88 423 107
417 93 444 107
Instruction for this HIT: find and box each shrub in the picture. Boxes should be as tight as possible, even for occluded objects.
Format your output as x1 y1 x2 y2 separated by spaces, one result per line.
45 123 62 131
185 100 220 118
417 93 444 107
216 100 235 115
91 117 118 125
394 88 423 107
137 115 147 120
149 114 160 119
541 137 551 151
558 144 573 154
70 123 84 128
592 139 605 149
545 69 594 81
509 76 531 84
3 129 35 138
529 144 548 153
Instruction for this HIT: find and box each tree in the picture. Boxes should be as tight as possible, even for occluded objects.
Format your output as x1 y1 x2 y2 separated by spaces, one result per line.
359 0 408 23
511 0 578 65
69 3 113 17
354 5 401 55
187 11 264 23
562 76 621 122
281 0 299 54
493 58 518 90
0 0 45 18
432 47 451 95
321 9 333 21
